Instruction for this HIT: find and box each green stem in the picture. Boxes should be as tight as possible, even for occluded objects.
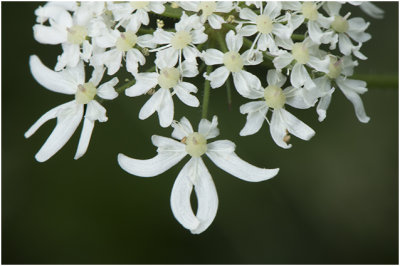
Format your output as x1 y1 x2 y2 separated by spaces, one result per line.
226 76 233 110
352 74 398 89
202 65 213 119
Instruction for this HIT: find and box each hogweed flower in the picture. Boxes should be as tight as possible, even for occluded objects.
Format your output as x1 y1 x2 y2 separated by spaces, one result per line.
118 116 279 234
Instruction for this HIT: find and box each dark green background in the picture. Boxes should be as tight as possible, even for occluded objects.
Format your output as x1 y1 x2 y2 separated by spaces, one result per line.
2 2 398 264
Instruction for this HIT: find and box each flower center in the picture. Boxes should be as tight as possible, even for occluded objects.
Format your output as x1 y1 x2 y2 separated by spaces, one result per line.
331 15 349 33
158 67 180 89
67 25 87 45
223 51 244 73
301 2 319 21
116 31 138 52
327 57 342 79
198 1 217 17
75 82 97 104
256 15 273 34
171 31 192 50
291 42 309 64
185 132 207 157
264 85 286 109
130 1 149 9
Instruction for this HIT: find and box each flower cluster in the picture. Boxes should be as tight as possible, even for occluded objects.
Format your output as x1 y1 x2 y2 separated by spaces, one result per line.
26 1 382 234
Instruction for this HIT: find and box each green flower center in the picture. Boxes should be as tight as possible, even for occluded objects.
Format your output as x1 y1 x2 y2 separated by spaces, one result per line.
327 57 342 79
116 31 138 52
223 51 243 73
185 132 207 157
171 31 192 50
256 15 273 34
264 85 286 109
292 42 309 64
75 82 97 104
331 15 349 33
301 2 319 21
158 67 180 89
130 1 149 9
67 25 87 45
198 1 217 17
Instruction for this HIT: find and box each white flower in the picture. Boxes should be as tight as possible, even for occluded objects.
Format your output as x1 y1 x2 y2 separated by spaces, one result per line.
240 70 316 149
108 1 166 32
25 55 118 162
349 2 384 19
281 1 336 46
272 37 330 90
203 30 263 99
91 28 154 75
178 1 234 29
33 3 107 71
118 116 279 234
323 2 371 60
315 56 370 123
152 13 207 67
125 61 199 127
236 2 293 53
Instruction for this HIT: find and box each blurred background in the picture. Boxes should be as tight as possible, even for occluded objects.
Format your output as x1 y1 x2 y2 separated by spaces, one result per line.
2 2 398 264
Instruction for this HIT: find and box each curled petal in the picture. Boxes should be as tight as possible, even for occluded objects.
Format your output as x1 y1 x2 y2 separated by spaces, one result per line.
35 102 84 162
207 140 279 182
74 117 95 160
171 158 218 234
198 115 219 140
30 55 77 94
118 147 186 178
172 117 194 140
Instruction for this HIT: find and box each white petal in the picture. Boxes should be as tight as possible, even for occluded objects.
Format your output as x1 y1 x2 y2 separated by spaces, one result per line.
183 46 199 62
239 7 257 21
191 28 208 44
307 55 330 73
149 2 165 14
172 117 194 140
207 14 224 29
338 33 353 56
157 89 174 128
138 88 163 121
29 55 76 94
33 24 67 44
171 158 208 232
207 66 230 88
336 77 370 123
182 61 199 77
264 1 282 19
207 140 279 182
239 102 268 136
35 103 84 162
225 30 243 52
174 82 200 107
74 116 95 160
85 100 108 122
153 28 174 44
190 158 218 234
118 149 186 178
270 110 292 149
232 71 262 99
267 69 287 87
125 73 158 97
25 101 75 138
317 88 335 122
359 2 384 19
291 63 313 89
273 51 293 69
126 49 145 75
198 115 219 140
281 108 316 141
202 49 224 65
238 25 258 37
96 77 119 100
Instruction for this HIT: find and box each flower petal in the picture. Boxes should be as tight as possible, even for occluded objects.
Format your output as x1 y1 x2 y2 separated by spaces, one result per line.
207 140 279 182
207 66 230 88
198 115 219 140
232 71 262 99
225 30 243 52
174 82 200 107
172 117 194 140
74 116 95 160
35 102 83 162
29 55 76 94
280 108 316 141
125 72 158 97
202 48 224 65
118 139 186 177
239 102 268 136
